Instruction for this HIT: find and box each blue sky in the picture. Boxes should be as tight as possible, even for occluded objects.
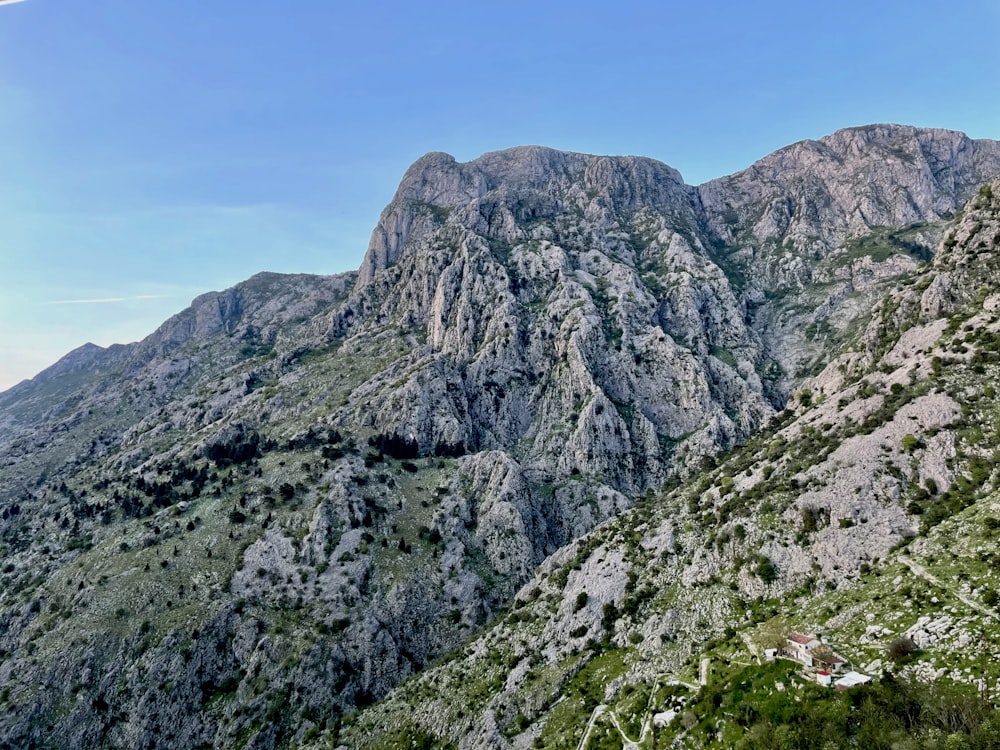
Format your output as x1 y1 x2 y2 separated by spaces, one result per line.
1 0 998 390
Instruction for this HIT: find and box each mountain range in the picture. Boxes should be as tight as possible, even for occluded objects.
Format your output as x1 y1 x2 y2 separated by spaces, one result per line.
1 124 1000 749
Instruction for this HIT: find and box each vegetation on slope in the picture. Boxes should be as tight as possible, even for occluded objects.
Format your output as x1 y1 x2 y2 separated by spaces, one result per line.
330 181 1000 748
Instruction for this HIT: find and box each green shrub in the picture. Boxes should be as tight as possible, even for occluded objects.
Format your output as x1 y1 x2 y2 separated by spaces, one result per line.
601 603 619 635
755 556 778 583
887 636 917 662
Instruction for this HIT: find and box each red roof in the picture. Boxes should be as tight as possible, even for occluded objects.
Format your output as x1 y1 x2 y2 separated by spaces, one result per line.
788 632 816 645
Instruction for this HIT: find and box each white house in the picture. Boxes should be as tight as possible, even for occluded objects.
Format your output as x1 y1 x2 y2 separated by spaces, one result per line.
785 632 822 667
834 671 872 690
782 632 848 673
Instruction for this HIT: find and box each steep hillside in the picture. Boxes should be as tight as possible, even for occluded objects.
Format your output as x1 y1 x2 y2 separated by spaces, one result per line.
343 180 1000 749
0 126 998 749
700 124 1000 387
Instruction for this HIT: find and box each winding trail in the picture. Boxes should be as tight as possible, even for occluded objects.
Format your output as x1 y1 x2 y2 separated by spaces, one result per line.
606 710 640 748
576 673 699 750
898 555 998 620
576 704 641 750
576 704 608 750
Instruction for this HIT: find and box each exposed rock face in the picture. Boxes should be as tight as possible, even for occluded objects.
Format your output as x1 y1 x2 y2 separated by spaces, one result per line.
0 128 999 750
346 177 1000 750
700 125 1000 269
700 125 1000 387
343 149 766 497
343 127 1000 468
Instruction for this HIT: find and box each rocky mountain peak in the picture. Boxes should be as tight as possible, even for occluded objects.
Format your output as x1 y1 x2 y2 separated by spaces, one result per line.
360 126 1000 296
820 123 982 162
356 146 693 287
699 125 1000 266
34 341 106 378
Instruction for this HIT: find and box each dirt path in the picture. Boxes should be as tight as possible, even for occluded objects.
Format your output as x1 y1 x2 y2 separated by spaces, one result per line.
576 704 608 750
576 704 640 750
898 555 998 620
606 709 640 748
577 673 700 749
740 631 761 664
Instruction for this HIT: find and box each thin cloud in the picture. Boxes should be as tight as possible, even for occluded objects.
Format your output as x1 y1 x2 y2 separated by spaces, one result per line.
46 294 168 305
0 1 28 6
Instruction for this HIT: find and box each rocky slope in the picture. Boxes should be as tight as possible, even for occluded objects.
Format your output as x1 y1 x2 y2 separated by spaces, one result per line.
0 126 998 749
342 178 1000 749
700 124 1000 387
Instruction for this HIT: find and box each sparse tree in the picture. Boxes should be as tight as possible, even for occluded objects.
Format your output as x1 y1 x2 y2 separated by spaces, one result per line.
758 617 789 651
888 636 918 662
